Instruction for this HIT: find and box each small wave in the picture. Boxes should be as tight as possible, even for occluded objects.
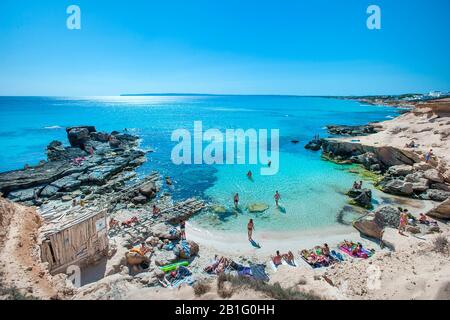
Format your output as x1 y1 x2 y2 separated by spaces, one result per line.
44 125 63 130
206 107 254 112
386 116 395 119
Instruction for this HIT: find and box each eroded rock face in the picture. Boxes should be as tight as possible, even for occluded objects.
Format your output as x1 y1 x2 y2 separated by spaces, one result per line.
353 220 384 240
420 189 450 202
352 152 380 170
347 188 372 208
326 124 376 136
423 169 444 183
387 165 414 177
379 178 414 196
322 140 420 169
67 127 91 148
139 181 158 199
427 198 450 220
373 206 401 229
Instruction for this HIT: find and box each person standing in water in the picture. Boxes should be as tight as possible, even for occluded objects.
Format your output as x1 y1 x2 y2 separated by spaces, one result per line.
247 170 253 180
234 193 239 209
247 219 255 241
274 191 280 208
268 160 272 168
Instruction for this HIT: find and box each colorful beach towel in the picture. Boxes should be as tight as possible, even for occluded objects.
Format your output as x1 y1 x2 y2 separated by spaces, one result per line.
339 242 374 259
300 249 339 269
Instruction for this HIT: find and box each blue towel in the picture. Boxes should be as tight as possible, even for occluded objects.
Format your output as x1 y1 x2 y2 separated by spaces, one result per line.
181 240 190 258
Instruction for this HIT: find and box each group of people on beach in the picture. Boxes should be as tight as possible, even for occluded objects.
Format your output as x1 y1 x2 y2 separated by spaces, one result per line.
398 208 437 235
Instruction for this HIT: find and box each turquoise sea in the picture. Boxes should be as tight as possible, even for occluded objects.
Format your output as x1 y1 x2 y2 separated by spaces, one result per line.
0 96 399 232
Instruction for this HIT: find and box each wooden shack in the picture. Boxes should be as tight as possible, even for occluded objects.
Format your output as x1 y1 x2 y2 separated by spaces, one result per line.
40 208 109 275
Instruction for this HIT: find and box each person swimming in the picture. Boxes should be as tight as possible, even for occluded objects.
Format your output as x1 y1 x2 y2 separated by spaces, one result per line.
234 193 239 209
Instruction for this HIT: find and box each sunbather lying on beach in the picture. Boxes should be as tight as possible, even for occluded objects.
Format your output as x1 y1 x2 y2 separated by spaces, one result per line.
419 213 438 226
322 244 331 257
204 256 230 274
352 243 363 256
282 251 295 265
121 216 138 227
129 242 151 256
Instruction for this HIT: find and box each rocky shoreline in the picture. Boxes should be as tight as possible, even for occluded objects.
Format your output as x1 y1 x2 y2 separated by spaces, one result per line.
0 126 148 206
303 98 450 243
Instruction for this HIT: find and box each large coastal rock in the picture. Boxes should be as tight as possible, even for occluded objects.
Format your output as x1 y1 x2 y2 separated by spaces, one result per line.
322 140 421 170
423 169 444 183
327 125 376 136
66 126 95 148
373 206 401 228
150 223 180 240
378 178 414 196
353 220 384 240
419 189 450 202
387 165 414 177
139 181 158 199
351 152 380 170
304 139 323 151
427 198 450 220
347 188 372 208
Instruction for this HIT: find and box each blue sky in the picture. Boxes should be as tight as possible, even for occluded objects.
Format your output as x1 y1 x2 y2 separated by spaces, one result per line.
0 0 449 96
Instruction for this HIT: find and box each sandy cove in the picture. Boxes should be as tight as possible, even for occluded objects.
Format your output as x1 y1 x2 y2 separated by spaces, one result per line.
73 98 450 300
1 98 450 300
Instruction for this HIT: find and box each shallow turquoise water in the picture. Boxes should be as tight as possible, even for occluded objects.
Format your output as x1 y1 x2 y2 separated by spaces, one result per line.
0 96 399 231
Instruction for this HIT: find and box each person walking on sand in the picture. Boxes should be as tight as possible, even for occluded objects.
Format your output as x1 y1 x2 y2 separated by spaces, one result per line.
398 211 408 235
274 191 280 208
425 149 433 163
247 219 255 241
234 193 239 209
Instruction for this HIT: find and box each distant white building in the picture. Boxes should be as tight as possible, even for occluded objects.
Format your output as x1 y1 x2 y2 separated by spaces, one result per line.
429 91 442 98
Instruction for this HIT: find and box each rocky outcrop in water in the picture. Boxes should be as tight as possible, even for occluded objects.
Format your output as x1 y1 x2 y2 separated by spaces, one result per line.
322 140 420 170
304 138 323 151
0 126 146 205
326 124 377 136
347 188 372 208
321 139 450 202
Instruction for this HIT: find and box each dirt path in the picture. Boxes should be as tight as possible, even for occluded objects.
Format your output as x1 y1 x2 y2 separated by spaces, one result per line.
0 198 68 299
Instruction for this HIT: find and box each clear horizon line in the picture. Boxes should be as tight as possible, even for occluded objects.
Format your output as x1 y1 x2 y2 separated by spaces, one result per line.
0 91 440 98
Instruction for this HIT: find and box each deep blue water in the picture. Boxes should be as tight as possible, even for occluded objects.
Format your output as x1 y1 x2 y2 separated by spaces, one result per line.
0 96 399 231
